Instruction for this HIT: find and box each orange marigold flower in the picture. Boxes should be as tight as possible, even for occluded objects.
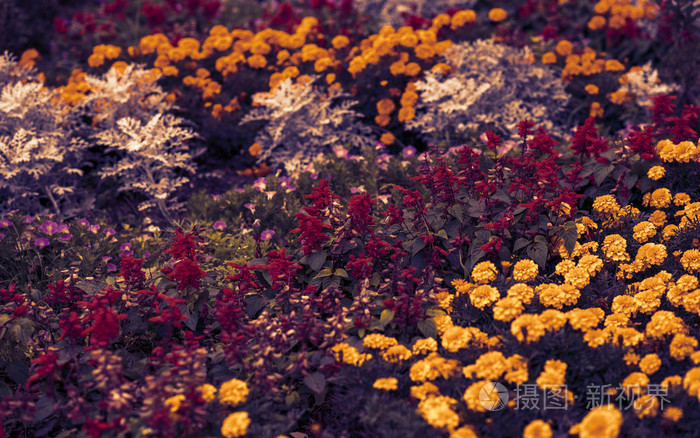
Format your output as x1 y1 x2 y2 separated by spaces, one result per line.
542 52 557 64
331 35 350 50
588 15 607 31
488 8 508 22
555 40 573 57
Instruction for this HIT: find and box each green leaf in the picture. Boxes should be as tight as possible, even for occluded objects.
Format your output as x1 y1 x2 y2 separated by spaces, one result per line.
334 268 349 279
308 251 327 271
448 204 462 220
314 268 333 279
558 221 578 255
513 237 531 252
412 238 427 256
593 164 615 186
380 309 395 327
437 229 448 240
527 242 548 269
417 318 437 339
304 372 326 394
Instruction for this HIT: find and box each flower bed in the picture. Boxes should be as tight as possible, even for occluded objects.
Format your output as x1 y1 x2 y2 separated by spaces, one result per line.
1 1 700 437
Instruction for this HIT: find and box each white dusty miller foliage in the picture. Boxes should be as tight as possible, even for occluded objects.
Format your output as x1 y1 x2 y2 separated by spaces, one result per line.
81 64 172 127
0 53 86 215
240 77 375 175
95 113 199 219
615 61 679 107
406 39 570 144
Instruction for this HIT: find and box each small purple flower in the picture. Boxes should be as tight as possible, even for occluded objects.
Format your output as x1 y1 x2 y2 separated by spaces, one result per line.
211 194 222 200
0 219 11 228
23 216 35 224
104 228 116 237
244 203 256 214
213 221 227 230
101 256 112 262
143 251 151 258
333 145 349 159
89 225 100 233
57 224 70 234
120 251 134 258
310 172 319 180
120 242 132 252
252 178 266 192
260 229 275 241
235 188 246 193
375 141 386 150
350 186 364 194
58 234 72 241
402 145 417 159
106 263 117 272
78 218 90 227
35 237 50 248
40 221 59 235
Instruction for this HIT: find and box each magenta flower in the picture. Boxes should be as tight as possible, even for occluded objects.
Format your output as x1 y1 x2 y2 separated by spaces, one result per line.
261 229 275 241
106 263 117 272
104 228 116 237
35 238 50 248
120 243 132 252
244 203 256 214
0 219 11 228
213 221 227 230
58 234 72 241
211 194 222 200
235 188 246 193
402 146 417 159
89 225 100 233
23 216 35 224
40 221 59 235
77 218 90 227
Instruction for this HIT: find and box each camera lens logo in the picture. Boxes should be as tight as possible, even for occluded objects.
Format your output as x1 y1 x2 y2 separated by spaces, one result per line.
478 382 509 411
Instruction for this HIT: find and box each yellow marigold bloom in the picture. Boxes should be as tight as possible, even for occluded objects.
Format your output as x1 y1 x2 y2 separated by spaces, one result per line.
537 283 581 309
410 353 460 382
373 377 398 391
622 372 649 397
555 40 574 57
602 234 630 262
397 33 418 48
247 54 267 69
604 312 630 328
411 381 440 400
331 35 350 50
632 394 659 419
512 259 538 282
590 102 604 118
681 249 700 273
542 52 557 64
588 15 607 31
376 98 396 115
662 406 683 422
504 354 529 385
469 284 500 309
507 283 535 304
536 359 567 389
419 395 460 431
523 419 552 438
684 367 700 402
441 326 472 352
564 266 591 289
379 131 395 145
375 114 391 127
605 59 625 72
331 343 371 366
593 195 621 217
539 309 568 332
578 254 604 277
638 353 661 375
221 412 250 438
451 10 477 29
583 328 611 348
648 188 672 208
674 192 691 206
567 308 604 332
511 314 546 343
404 62 421 76
647 165 665 180
463 380 495 412
398 106 415 122
569 405 622 438
414 44 435 60
488 8 508 22
382 344 412 363
671 333 698 360
493 297 524 322
400 90 418 107
413 338 438 355
432 13 451 28
624 350 641 366
647 210 667 228
389 61 406 76
197 384 217 402
584 84 600 95
450 426 479 438
88 53 105 68
471 261 498 284
363 333 398 350
164 394 186 413
219 379 249 407
162 65 179 76
632 221 657 243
